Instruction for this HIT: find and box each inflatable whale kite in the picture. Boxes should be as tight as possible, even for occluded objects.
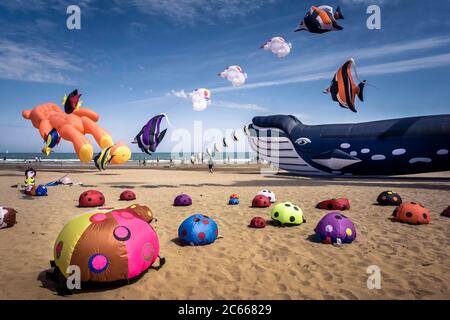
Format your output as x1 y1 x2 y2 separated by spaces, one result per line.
247 114 450 176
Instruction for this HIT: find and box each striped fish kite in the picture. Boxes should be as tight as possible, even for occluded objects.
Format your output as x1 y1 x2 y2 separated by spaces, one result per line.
133 114 169 155
324 58 366 113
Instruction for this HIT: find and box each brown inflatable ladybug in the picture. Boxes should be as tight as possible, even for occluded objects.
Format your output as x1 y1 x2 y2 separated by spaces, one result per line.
377 191 402 206
249 217 266 228
316 197 350 211
120 190 136 201
252 195 271 208
392 202 430 225
441 205 450 217
78 190 105 207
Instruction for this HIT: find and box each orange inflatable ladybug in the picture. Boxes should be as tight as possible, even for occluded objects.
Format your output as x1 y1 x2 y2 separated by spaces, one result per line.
392 202 430 225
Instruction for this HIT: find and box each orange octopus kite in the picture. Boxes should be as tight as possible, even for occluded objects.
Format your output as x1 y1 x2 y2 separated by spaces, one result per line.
22 103 131 164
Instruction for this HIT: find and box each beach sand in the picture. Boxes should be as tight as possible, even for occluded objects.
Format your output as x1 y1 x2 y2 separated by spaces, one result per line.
0 166 449 300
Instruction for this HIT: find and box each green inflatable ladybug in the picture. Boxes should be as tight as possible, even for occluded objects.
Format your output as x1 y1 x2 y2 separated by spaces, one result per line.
271 202 305 225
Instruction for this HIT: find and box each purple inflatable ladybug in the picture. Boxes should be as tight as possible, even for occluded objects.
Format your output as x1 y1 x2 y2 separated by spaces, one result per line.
314 212 356 245
174 194 192 206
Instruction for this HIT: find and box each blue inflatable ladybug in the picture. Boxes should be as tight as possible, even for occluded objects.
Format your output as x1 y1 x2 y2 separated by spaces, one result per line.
178 214 218 246
228 198 239 205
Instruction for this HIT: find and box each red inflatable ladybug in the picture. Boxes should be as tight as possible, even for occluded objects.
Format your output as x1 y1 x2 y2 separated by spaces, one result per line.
316 197 350 211
120 190 136 201
249 217 266 228
441 205 450 217
392 202 430 225
252 195 271 208
78 190 105 207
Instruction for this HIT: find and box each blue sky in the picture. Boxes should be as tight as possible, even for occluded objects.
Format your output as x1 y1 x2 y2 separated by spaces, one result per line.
1 0 450 153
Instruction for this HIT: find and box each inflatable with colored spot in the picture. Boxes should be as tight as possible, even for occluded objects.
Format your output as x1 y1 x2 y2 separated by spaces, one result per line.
314 212 356 244
120 190 136 201
228 198 239 205
47 204 163 292
248 114 450 176
316 197 350 211
249 217 266 228
174 194 192 206
271 202 305 225
78 190 105 207
256 189 276 203
377 191 402 206
252 194 271 208
178 214 218 246
392 202 430 225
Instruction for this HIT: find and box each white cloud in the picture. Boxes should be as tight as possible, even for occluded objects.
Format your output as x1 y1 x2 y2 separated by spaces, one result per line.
214 100 267 111
116 0 278 25
169 89 189 99
0 38 82 84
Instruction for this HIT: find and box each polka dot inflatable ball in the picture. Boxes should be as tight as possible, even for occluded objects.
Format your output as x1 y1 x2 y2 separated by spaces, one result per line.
252 194 271 208
51 204 161 283
79 190 105 207
249 216 266 228
174 194 192 206
314 212 356 244
377 191 402 206
178 214 218 246
316 197 350 211
257 189 276 203
271 202 305 225
120 190 136 201
392 202 430 225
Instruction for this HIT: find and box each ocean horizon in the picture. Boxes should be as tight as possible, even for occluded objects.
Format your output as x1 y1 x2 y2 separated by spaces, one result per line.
0 152 256 162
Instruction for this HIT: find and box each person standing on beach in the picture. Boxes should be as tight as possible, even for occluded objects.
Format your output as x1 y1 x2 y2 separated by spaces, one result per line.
208 157 214 173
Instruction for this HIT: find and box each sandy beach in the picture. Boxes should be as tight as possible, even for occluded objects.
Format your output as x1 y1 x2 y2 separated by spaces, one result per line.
0 166 449 300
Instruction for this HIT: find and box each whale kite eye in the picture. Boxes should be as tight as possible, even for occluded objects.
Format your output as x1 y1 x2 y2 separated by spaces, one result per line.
295 137 311 146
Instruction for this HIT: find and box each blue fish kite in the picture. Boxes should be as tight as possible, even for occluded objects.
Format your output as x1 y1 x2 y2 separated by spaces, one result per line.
42 128 61 155
133 114 169 155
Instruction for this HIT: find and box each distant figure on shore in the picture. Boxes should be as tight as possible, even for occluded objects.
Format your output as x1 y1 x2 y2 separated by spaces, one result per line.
143 158 146 167
157 156 160 166
208 157 214 173
3 156 6 161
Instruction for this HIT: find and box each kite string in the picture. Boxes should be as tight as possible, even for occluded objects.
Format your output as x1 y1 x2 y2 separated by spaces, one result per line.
351 57 379 90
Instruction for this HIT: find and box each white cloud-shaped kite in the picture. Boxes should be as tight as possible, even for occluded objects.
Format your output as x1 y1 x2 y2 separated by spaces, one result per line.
219 65 248 87
189 88 211 111
261 37 292 58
